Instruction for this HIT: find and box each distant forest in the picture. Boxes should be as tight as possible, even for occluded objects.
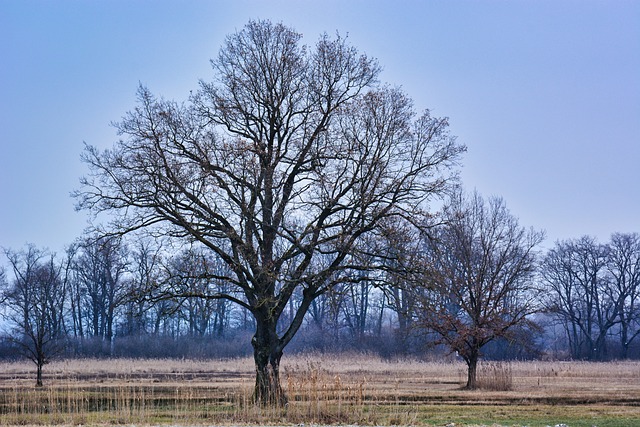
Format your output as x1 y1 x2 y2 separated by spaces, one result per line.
2 230 639 362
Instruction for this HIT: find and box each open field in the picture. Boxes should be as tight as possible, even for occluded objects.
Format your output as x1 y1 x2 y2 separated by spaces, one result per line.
0 354 639 426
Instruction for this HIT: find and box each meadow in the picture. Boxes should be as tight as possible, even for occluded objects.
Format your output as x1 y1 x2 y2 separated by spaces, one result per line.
0 354 639 427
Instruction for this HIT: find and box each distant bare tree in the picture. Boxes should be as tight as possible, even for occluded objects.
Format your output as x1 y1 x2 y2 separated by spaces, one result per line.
608 233 640 358
71 236 128 355
340 243 378 341
377 219 424 349
541 236 617 360
342 279 373 339
163 247 235 338
76 20 464 404
306 275 344 341
120 238 163 336
418 191 544 389
2 246 68 386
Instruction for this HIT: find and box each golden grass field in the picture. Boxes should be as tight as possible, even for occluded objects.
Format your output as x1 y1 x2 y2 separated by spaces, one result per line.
0 354 639 426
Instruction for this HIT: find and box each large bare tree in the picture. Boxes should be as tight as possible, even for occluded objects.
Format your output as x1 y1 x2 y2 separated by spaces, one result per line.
418 191 544 389
75 20 464 404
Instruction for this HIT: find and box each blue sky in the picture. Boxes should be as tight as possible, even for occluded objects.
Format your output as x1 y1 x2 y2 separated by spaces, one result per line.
1 0 639 256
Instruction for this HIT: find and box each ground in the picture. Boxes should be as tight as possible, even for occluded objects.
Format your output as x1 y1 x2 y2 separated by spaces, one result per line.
0 354 638 426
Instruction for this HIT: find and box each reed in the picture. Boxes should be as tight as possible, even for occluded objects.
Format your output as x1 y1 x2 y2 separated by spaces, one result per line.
0 355 639 426
477 361 513 391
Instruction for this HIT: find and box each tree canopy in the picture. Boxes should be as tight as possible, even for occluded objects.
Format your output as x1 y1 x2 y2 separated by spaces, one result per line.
417 191 544 388
75 20 465 404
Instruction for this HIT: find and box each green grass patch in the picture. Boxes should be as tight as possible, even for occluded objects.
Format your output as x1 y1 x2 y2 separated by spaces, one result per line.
413 403 640 427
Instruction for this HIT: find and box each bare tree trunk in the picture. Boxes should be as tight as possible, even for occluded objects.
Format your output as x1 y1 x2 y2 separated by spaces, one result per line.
464 350 480 390
252 317 286 406
621 323 630 359
254 349 285 406
36 359 44 387
595 331 608 360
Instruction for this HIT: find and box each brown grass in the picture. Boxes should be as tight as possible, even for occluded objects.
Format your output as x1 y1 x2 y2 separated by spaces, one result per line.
477 361 513 391
0 354 639 426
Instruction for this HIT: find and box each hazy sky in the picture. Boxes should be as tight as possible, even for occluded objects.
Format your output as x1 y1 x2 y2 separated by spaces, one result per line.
1 0 638 256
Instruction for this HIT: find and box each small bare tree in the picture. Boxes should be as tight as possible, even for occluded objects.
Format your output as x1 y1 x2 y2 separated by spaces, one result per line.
2 246 68 386
75 20 464 404
417 191 544 389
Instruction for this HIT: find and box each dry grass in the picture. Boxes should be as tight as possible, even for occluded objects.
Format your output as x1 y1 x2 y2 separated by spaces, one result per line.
477 361 513 391
0 354 639 426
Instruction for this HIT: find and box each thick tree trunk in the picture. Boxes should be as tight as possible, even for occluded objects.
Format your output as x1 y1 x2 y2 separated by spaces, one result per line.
251 317 286 406
465 352 479 390
595 332 607 360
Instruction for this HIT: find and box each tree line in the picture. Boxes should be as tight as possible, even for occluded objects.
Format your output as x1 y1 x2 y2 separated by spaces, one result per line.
2 208 639 387
1 20 638 401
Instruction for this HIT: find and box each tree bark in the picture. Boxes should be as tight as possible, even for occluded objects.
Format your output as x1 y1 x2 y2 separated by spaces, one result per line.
464 351 479 390
621 323 630 359
251 315 286 406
